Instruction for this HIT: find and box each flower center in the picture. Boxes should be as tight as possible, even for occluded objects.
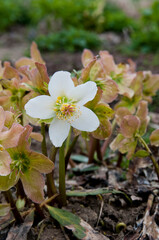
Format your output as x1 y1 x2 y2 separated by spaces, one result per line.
54 96 80 122
0 144 4 152
10 152 30 174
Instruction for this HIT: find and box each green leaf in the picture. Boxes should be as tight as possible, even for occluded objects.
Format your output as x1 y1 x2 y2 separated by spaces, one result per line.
92 119 112 140
66 188 131 203
94 103 114 120
0 203 10 217
72 164 100 172
71 154 88 163
85 88 102 109
47 206 86 239
134 149 150 158
66 188 122 196
24 83 46 95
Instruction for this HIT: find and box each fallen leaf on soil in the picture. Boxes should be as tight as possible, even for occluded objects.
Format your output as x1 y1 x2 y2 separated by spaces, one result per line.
66 188 130 201
79 218 109 240
0 203 10 217
47 205 109 240
0 212 14 231
6 210 34 240
71 154 88 163
47 205 86 239
72 163 100 172
141 193 159 239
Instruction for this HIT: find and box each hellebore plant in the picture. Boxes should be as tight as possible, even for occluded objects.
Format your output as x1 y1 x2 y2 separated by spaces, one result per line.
1 42 159 238
25 70 100 205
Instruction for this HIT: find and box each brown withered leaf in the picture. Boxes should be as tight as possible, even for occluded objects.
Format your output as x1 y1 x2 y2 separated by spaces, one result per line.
141 194 159 239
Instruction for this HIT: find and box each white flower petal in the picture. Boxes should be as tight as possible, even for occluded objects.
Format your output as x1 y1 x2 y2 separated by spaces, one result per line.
48 71 75 100
71 106 99 132
69 81 97 105
25 95 55 119
49 119 70 147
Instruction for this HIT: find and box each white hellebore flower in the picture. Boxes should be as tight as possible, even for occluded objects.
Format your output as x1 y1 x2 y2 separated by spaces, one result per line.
25 71 99 147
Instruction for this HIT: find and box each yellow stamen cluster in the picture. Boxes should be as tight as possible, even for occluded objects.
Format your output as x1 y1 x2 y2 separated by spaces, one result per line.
54 96 81 122
0 144 4 152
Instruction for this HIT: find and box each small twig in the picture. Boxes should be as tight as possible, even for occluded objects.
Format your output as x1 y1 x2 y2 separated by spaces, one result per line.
40 194 59 208
142 193 155 237
96 194 104 228
37 222 46 240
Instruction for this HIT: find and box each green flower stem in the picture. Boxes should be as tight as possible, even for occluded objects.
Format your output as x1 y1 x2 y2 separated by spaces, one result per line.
59 142 66 206
3 189 23 224
137 134 159 180
41 123 48 156
41 123 57 197
65 127 72 154
47 146 58 198
101 119 116 157
65 135 79 171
